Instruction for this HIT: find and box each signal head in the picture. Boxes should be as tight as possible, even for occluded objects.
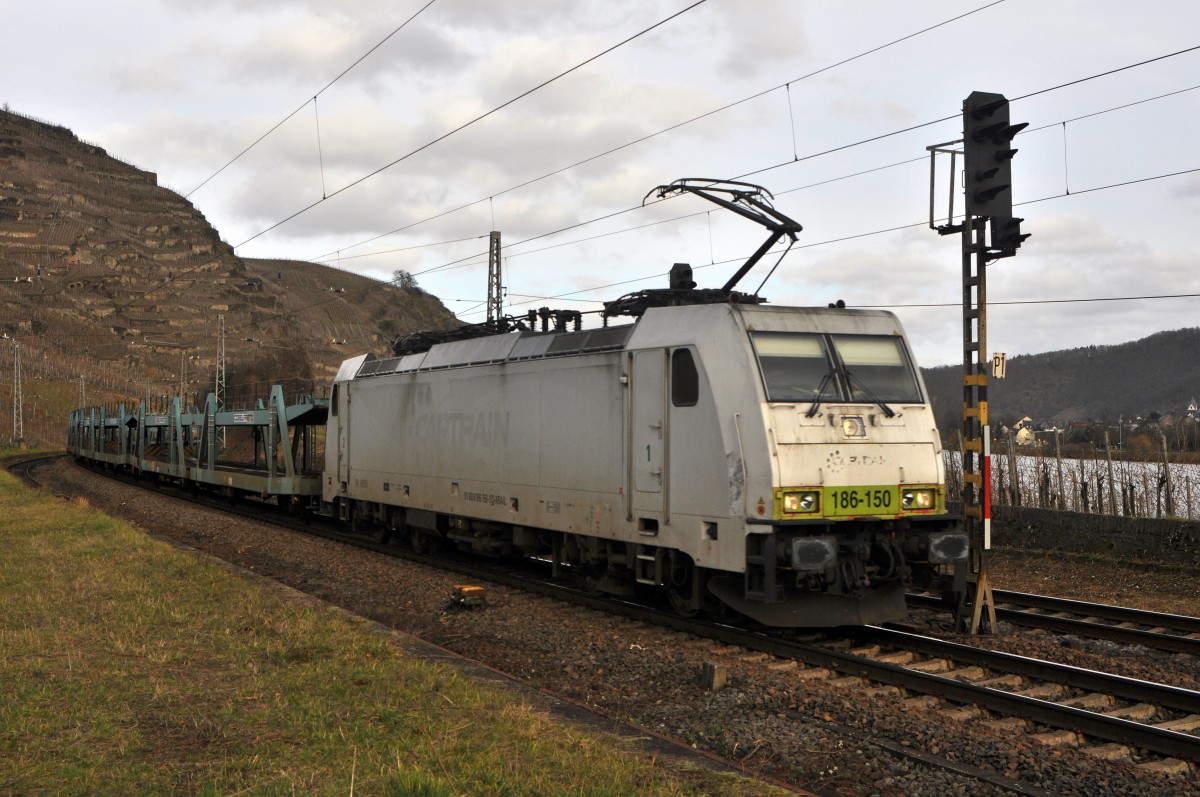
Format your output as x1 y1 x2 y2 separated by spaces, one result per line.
963 91 1025 219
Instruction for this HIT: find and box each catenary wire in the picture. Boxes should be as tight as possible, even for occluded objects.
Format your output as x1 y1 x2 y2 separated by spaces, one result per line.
358 75 1200 291
286 155 1200 326
128 40 1200 313
451 164 1200 320
126 1 707 303
185 0 439 198
318 43 1200 280
255 157 1199 339
313 0 1009 261
235 0 710 251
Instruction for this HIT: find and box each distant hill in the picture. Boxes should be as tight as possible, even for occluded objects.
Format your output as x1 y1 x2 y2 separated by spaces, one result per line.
920 328 1200 432
0 107 455 447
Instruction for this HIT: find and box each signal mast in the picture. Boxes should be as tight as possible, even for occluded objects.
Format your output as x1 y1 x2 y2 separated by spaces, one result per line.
928 92 1029 634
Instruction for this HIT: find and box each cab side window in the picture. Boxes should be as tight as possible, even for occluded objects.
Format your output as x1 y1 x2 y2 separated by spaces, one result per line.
671 349 699 407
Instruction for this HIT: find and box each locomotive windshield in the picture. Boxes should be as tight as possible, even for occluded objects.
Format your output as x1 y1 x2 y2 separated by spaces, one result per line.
750 333 832 402
750 332 923 404
831 334 923 403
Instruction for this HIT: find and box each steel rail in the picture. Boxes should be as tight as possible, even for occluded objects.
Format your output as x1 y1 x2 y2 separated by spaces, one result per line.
58 458 1200 763
851 625 1200 713
845 626 1200 761
393 558 1200 763
576 604 1200 762
994 589 1200 634
907 591 1200 655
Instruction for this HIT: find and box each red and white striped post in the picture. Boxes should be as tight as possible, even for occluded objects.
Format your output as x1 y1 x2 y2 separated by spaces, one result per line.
982 426 991 550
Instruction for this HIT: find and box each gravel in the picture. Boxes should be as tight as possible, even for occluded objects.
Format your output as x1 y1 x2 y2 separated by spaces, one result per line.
41 460 1200 797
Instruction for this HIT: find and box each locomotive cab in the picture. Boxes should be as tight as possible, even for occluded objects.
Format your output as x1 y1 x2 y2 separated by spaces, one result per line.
661 303 968 625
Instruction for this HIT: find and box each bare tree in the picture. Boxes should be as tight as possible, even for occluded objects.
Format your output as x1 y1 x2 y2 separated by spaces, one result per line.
392 270 418 290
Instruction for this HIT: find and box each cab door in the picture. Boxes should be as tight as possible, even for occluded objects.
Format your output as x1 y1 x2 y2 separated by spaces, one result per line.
629 349 668 525
335 381 351 492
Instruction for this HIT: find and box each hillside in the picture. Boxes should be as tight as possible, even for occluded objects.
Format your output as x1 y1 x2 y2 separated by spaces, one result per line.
920 328 1200 432
0 108 455 447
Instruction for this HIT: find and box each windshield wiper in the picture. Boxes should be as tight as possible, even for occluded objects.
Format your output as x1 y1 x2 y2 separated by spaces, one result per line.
805 371 835 417
844 370 895 418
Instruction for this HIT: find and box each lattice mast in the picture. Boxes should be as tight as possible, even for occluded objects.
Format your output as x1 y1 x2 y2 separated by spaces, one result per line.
216 314 226 451
486 231 503 325
216 314 226 411
12 343 22 443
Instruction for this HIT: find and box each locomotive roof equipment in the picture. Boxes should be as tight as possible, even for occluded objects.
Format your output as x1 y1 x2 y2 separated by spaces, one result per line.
603 178 803 319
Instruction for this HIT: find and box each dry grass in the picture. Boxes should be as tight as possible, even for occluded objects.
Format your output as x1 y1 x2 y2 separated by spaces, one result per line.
0 471 785 796
989 546 1200 615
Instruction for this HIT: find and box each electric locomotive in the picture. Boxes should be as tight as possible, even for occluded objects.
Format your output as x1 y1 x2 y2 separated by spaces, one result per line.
323 180 968 626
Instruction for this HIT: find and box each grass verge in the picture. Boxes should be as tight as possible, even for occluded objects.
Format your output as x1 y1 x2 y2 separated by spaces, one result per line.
0 471 783 796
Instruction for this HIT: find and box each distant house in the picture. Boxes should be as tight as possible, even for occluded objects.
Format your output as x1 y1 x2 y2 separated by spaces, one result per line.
1014 415 1037 446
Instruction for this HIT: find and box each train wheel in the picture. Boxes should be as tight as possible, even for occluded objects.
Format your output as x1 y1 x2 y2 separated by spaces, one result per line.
575 565 606 595
411 529 429 554
666 553 703 617
384 515 402 544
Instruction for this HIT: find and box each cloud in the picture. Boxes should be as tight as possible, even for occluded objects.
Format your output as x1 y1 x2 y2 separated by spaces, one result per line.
706 2 812 81
1172 173 1200 201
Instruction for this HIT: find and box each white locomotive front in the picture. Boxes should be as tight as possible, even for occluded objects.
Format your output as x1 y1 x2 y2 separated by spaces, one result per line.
323 300 967 627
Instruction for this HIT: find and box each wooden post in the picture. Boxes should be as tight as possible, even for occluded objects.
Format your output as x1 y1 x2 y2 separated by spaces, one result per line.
1078 457 1088 513
1055 431 1065 511
1104 432 1117 517
1161 434 1175 517
1007 437 1020 506
1143 471 1152 518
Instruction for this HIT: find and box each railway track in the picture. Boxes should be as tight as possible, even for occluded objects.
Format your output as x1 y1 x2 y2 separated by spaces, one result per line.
908 590 1200 655
4 451 64 491
31 457 1200 784
427 554 1200 773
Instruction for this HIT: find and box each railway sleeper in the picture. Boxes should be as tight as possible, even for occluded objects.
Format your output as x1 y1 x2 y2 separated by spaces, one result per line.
906 657 952 673
1030 729 1082 748
1079 743 1131 761
946 665 988 681
1154 714 1200 732
1139 758 1196 776
976 673 1024 689
1103 702 1158 721
1059 692 1115 710
939 705 984 722
981 717 1031 733
1015 683 1067 700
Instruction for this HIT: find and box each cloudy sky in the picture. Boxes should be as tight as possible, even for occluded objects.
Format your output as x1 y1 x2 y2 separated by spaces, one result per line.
6 0 1199 366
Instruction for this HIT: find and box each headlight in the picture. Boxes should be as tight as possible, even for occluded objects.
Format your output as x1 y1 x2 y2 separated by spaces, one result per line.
782 490 819 514
901 488 935 510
